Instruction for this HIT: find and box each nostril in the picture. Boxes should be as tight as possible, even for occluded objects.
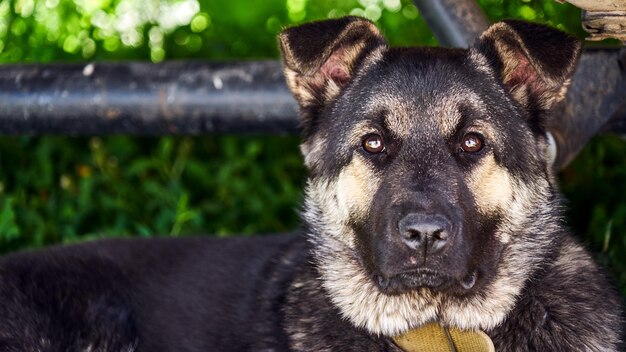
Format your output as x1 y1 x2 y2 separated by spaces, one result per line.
432 229 448 241
405 229 423 241
398 214 453 253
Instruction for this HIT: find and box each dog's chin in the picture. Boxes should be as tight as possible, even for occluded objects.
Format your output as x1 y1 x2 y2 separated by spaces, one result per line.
374 269 477 296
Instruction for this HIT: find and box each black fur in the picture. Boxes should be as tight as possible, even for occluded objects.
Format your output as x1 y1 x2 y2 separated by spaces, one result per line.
0 17 622 351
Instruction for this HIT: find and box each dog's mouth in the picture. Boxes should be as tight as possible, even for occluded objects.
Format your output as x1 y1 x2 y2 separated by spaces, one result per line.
375 269 477 295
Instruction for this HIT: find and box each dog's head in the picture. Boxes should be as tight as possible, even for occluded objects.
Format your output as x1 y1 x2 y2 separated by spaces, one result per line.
279 17 580 335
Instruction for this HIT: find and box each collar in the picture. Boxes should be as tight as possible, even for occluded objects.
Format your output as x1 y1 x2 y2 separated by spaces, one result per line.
393 322 495 352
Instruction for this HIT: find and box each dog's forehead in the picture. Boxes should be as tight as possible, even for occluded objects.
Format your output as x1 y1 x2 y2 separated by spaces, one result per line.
330 46 520 153
360 86 488 138
342 47 499 139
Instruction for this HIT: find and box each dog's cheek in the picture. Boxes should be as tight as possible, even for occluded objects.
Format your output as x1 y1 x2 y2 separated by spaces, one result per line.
304 158 380 248
335 157 381 225
466 156 514 219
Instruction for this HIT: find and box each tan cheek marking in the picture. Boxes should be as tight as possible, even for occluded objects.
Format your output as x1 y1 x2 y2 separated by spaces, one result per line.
467 156 513 215
336 156 381 222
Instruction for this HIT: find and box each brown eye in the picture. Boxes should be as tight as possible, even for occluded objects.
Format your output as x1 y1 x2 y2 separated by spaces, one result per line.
363 134 385 154
461 133 484 153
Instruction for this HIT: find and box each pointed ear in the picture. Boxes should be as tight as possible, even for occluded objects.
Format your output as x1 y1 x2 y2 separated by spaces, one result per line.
473 20 581 112
278 16 386 119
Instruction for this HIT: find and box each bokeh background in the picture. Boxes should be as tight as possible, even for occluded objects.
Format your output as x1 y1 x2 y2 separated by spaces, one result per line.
0 0 625 297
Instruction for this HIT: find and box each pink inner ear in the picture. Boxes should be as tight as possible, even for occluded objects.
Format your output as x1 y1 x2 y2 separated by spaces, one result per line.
505 52 543 95
320 48 351 86
328 65 349 85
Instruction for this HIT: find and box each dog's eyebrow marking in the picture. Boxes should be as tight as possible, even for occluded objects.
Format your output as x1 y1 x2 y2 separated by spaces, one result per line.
468 120 497 139
434 89 488 138
361 86 489 142
383 105 412 138
362 94 412 138
450 103 497 139
346 121 381 146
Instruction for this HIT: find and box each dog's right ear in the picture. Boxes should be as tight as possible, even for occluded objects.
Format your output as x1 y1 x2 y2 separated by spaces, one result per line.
278 17 386 128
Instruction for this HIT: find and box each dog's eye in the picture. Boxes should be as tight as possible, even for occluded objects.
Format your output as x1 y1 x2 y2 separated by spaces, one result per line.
362 134 385 154
460 133 484 153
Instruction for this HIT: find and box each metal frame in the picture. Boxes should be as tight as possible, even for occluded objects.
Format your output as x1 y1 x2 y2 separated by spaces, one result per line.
0 0 624 170
0 61 297 135
412 0 488 47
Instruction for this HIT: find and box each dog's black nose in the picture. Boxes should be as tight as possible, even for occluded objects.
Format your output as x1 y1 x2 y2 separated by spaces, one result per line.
398 214 452 254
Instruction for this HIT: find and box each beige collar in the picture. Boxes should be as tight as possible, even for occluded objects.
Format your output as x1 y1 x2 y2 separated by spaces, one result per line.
393 322 495 352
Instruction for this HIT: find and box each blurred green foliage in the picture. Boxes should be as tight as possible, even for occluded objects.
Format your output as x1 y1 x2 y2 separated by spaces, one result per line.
0 136 305 251
0 0 625 296
0 0 436 62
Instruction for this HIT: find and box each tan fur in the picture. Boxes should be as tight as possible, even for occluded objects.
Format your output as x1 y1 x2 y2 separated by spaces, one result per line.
304 151 381 248
467 156 514 216
336 157 380 224
300 133 328 169
431 89 487 138
283 69 317 108
361 95 411 138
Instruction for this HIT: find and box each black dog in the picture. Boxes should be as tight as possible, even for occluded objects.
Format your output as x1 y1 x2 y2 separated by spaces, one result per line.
0 17 622 351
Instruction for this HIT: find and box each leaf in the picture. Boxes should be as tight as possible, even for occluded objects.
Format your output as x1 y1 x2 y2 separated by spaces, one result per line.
0 197 20 241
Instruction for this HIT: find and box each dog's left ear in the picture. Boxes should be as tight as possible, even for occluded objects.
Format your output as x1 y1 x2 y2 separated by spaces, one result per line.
473 20 581 112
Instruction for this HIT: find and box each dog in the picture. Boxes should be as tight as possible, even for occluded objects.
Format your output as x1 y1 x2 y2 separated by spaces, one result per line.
0 17 622 351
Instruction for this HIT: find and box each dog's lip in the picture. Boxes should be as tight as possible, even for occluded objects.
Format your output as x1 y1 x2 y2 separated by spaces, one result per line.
376 269 449 291
459 270 477 290
376 269 477 293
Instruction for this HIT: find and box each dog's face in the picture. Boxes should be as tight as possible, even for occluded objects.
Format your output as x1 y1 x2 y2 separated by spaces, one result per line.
279 17 580 335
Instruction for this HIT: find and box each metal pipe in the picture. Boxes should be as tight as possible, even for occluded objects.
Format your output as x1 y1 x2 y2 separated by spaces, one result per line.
412 0 489 47
0 61 299 135
550 48 626 170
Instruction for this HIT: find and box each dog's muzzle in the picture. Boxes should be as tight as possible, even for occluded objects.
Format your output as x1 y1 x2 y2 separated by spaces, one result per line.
368 199 475 295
